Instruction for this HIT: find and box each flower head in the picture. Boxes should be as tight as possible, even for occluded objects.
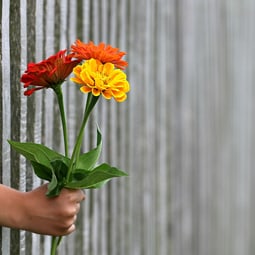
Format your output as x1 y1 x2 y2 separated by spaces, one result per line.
71 58 130 102
71 40 128 70
21 50 80 96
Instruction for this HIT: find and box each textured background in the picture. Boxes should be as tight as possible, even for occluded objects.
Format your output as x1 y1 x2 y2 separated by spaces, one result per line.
1 0 255 254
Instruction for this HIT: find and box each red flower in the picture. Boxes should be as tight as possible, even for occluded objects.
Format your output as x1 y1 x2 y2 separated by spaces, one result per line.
21 50 80 96
70 40 128 70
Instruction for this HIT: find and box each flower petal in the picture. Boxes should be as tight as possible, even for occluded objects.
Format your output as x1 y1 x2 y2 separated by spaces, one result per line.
80 86 91 94
71 58 130 102
71 40 128 70
21 50 80 96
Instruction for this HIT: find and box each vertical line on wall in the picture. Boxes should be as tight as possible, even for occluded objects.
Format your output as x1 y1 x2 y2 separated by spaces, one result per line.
108 0 119 254
41 0 55 157
143 0 153 253
164 1 174 254
82 0 90 42
9 0 21 253
1 0 11 253
171 1 183 255
41 1 56 253
30 1 45 254
117 1 129 254
51 0 62 155
155 1 169 254
20 0 28 253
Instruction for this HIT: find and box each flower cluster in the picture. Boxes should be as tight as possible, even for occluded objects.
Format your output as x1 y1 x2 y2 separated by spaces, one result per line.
21 40 130 102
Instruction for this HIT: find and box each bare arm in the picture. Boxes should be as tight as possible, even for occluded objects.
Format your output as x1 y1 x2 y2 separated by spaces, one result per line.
0 184 85 236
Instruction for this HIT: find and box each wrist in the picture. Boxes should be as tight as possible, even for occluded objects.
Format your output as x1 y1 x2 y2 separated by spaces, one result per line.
0 185 26 229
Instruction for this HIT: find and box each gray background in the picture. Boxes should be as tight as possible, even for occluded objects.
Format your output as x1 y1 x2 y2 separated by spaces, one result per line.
1 0 255 254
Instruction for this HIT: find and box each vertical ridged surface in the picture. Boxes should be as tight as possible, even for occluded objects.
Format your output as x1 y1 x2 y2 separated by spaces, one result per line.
1 0 255 254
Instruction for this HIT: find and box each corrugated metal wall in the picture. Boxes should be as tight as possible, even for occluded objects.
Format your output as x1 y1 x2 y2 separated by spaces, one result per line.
1 0 255 254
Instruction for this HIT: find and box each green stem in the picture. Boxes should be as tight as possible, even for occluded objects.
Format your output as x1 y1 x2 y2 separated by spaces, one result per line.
54 84 69 157
66 93 99 182
51 236 58 255
51 85 69 254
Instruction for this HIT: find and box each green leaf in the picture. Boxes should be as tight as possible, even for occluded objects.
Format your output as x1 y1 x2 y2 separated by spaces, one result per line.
72 169 91 181
76 128 102 171
85 180 109 189
46 170 59 197
46 159 70 197
65 163 128 189
8 140 65 169
8 140 71 197
50 158 69 180
31 161 52 181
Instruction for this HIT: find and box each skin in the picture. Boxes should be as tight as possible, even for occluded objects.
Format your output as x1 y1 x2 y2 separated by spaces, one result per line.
0 184 85 236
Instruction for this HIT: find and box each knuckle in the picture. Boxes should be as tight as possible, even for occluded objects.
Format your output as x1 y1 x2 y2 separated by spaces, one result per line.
62 218 74 229
76 203 81 213
67 207 77 216
60 206 76 217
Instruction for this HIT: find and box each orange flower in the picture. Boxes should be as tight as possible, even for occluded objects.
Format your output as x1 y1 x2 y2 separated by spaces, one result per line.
71 40 128 70
21 50 80 96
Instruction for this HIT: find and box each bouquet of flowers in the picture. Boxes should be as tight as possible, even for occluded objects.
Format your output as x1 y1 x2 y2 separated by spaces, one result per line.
8 40 129 254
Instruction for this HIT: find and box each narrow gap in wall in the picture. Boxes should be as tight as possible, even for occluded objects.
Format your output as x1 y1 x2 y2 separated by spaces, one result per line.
39 0 48 250
89 0 94 40
9 0 21 253
88 2 95 254
25 0 36 190
74 1 86 253
25 1 36 254
52 0 61 154
76 0 83 39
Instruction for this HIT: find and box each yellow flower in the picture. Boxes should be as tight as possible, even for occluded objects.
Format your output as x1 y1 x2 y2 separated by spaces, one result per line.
71 58 130 102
